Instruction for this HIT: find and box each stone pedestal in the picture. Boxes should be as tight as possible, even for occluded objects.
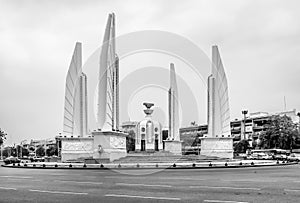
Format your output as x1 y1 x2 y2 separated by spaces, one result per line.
92 131 127 162
200 137 233 159
164 140 182 155
60 137 94 162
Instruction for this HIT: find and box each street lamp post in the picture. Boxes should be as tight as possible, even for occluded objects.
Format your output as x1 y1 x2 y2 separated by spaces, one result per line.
0 145 3 160
242 110 248 140
297 112 300 133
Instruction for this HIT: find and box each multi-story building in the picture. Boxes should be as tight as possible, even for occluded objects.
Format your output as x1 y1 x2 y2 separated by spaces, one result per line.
180 109 299 150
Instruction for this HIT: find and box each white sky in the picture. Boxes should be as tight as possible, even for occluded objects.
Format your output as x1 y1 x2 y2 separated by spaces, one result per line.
1 0 300 145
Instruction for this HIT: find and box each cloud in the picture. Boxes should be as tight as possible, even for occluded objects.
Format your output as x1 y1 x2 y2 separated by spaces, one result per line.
0 0 300 144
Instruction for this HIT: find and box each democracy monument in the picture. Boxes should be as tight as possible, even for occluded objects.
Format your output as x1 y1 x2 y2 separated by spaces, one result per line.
58 13 233 162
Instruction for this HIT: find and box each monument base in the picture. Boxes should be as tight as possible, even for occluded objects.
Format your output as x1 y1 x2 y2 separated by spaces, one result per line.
59 137 94 162
164 140 182 155
92 131 127 162
200 137 233 159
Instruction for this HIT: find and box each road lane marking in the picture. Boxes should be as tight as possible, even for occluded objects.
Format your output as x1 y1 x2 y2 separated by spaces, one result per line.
0 176 32 179
55 180 103 185
116 183 172 188
5 178 41 182
189 186 260 190
0 186 17 190
204 200 249 203
48 174 83 176
162 177 208 181
284 189 300 192
105 194 180 201
221 179 277 183
29 189 88 195
105 176 208 181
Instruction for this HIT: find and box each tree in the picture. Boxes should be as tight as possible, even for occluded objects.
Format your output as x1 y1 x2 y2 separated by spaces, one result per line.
126 130 135 152
46 145 58 156
2 147 11 158
234 139 250 153
36 146 45 157
258 115 300 150
252 139 258 149
0 128 7 146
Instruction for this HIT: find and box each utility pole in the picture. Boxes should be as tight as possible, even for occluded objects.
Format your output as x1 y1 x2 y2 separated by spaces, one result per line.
297 112 300 134
242 110 248 140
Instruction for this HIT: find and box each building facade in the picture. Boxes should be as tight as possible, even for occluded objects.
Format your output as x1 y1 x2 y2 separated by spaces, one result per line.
180 109 300 152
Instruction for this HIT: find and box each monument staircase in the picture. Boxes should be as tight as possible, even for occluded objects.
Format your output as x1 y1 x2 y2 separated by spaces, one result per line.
112 151 229 163
64 151 229 164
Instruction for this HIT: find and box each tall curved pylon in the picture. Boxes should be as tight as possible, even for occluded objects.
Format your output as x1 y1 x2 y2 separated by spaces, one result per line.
97 13 119 131
207 45 231 137
63 42 88 137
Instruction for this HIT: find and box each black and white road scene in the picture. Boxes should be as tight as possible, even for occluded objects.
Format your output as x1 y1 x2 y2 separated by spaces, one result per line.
1 0 300 202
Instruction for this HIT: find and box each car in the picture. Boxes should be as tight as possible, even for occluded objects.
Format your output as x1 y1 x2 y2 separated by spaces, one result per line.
248 153 272 160
260 154 272 160
4 156 21 164
287 153 300 161
29 156 45 162
237 153 248 158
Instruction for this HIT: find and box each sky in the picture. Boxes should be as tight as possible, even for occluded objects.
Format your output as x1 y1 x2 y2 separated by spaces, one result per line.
1 0 300 145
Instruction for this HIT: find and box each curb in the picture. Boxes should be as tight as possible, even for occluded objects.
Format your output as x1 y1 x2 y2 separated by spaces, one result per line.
1 161 298 170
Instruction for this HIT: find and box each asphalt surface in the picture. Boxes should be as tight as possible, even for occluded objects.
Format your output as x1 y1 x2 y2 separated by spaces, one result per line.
0 164 300 203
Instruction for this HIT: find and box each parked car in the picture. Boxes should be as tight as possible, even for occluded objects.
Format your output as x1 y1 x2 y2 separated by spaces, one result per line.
29 156 45 162
4 156 21 164
287 153 300 161
273 154 287 160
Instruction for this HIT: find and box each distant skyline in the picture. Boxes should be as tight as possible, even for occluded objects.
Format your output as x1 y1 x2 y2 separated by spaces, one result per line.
1 0 300 145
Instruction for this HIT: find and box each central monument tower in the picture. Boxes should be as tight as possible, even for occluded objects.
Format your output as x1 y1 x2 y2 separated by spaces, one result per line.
92 13 127 162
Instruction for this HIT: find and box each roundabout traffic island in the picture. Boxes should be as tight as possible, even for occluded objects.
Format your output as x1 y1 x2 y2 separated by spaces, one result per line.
1 160 298 170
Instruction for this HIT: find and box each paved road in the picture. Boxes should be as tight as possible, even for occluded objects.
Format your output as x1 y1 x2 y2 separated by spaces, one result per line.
0 164 300 203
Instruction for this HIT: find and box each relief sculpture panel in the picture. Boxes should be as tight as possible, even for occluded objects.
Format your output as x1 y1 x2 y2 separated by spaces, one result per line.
62 141 93 151
110 136 126 149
